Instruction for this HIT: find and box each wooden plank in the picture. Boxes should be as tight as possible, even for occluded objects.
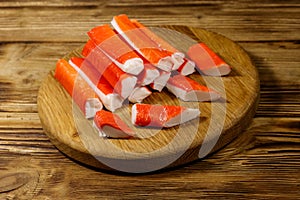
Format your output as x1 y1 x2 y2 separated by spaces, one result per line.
0 4 299 42
0 117 299 199
0 0 298 198
0 42 82 112
1 0 299 7
0 0 100 7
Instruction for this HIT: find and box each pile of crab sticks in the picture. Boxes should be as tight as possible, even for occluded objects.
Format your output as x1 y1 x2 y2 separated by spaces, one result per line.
54 14 231 138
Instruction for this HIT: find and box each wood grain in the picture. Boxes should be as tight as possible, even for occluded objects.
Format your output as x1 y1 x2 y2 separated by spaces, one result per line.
0 0 299 199
0 1 299 42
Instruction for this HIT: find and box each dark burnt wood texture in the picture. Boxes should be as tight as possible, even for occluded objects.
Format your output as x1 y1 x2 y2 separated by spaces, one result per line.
0 1 299 199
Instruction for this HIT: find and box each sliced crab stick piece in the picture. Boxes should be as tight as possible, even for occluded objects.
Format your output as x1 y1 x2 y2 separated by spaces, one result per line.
82 39 96 57
150 70 171 92
177 59 196 76
187 43 231 76
128 86 152 103
166 74 221 102
111 14 174 72
88 24 144 75
131 104 200 128
131 19 185 70
137 63 160 86
93 110 135 138
83 42 137 99
54 59 102 118
69 57 123 112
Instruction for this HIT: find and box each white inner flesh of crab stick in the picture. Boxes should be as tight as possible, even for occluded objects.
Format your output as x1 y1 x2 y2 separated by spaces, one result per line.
138 64 160 86
93 121 131 138
171 52 185 70
165 108 200 127
201 65 231 76
93 110 134 138
150 71 171 92
128 87 152 103
178 59 196 76
69 60 124 112
84 98 103 119
93 121 132 138
156 55 174 72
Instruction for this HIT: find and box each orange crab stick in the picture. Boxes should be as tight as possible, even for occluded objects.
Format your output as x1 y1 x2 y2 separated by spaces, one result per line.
131 104 200 128
69 57 124 112
166 74 221 102
137 63 160 86
88 24 144 75
150 70 171 92
111 14 174 72
93 110 135 138
82 39 96 57
187 43 231 76
130 19 186 71
54 59 102 118
128 86 152 103
177 59 196 76
83 40 137 99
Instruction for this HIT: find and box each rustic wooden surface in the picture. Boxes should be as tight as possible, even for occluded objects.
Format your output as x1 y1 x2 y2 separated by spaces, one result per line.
0 0 299 199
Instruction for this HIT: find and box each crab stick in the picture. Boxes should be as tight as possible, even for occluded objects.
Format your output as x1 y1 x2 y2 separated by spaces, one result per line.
69 57 124 112
82 41 137 99
177 59 196 76
130 19 185 71
166 74 221 102
82 39 96 57
150 70 171 92
93 110 135 138
187 43 231 76
88 24 144 75
131 104 200 128
128 87 152 103
111 14 174 72
137 63 160 86
54 59 102 118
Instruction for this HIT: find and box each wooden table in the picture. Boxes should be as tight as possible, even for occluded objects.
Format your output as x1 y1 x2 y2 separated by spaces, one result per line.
0 1 299 199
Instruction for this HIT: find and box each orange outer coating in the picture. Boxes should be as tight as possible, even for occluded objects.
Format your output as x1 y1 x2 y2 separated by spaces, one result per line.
167 74 210 92
94 110 134 137
82 39 96 57
54 59 97 113
187 43 230 70
88 24 141 64
82 41 136 97
70 57 114 96
113 14 171 65
134 104 186 127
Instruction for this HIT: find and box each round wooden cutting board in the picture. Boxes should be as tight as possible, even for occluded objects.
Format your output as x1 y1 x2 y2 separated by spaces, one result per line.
37 26 260 173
